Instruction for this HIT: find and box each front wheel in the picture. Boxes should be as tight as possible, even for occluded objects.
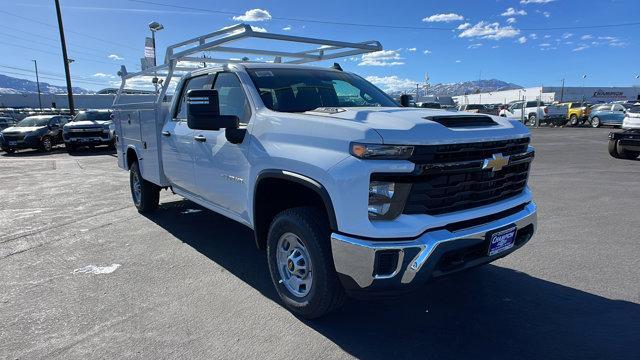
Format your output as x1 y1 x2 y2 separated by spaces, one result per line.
40 136 53 152
267 207 345 319
591 117 601 128
608 140 620 158
129 161 160 213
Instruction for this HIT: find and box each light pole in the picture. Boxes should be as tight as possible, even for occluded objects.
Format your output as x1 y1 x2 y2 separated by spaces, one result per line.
581 74 587 102
148 21 164 67
54 0 75 115
32 59 42 111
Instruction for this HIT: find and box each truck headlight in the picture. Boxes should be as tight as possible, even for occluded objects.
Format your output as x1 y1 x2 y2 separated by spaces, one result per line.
351 143 414 160
368 180 411 220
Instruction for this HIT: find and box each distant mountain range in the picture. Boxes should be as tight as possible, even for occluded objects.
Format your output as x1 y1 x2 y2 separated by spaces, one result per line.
0 74 92 95
387 79 523 98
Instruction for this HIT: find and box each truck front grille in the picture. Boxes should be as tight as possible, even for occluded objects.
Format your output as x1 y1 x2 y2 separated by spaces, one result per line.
373 138 533 216
65 130 107 139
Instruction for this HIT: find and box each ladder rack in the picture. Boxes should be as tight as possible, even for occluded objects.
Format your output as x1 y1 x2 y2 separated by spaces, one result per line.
115 24 382 104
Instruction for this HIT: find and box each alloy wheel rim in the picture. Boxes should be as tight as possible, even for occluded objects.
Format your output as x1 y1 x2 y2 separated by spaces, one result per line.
592 117 599 127
43 138 51 151
276 232 313 298
131 171 142 205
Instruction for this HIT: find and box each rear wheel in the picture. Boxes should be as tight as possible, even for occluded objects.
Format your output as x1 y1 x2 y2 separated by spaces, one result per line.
569 114 578 126
267 207 345 319
617 142 640 160
129 161 160 213
528 114 537 126
591 116 601 128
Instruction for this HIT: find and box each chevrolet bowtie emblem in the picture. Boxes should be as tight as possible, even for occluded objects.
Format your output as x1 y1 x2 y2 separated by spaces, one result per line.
482 153 510 172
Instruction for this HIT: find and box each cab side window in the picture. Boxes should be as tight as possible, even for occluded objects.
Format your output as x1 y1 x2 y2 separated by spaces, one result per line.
213 72 251 125
175 74 215 119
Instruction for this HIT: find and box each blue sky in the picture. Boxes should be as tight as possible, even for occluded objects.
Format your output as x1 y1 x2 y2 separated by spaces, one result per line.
0 0 638 93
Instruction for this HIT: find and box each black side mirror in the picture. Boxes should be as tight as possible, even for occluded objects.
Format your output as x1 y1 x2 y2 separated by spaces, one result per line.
187 89 239 131
399 94 412 107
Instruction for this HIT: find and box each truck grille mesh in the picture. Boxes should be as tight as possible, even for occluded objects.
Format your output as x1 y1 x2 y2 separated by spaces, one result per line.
374 138 532 216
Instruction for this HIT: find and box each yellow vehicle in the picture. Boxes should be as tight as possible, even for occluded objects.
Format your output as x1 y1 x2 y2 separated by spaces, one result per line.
561 102 590 126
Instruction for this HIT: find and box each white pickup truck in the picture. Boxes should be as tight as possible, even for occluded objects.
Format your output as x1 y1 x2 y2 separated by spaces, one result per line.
113 25 537 318
500 100 568 126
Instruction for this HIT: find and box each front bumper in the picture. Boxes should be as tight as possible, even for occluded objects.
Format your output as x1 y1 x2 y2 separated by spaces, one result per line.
64 132 114 146
331 201 537 293
0 136 41 150
610 130 640 152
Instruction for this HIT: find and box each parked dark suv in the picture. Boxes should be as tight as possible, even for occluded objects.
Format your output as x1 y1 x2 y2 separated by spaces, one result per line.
0 115 71 153
0 116 16 131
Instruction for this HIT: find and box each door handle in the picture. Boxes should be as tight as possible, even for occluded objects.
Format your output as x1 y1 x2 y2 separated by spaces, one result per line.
194 135 207 142
161 131 171 137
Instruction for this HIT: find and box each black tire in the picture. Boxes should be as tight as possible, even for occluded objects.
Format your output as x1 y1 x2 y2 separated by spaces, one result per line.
129 161 160 213
569 114 578 126
65 143 77 153
3 148 15 154
591 116 601 128
608 140 621 158
40 136 53 152
617 142 640 160
108 138 116 150
528 114 537 126
267 207 345 319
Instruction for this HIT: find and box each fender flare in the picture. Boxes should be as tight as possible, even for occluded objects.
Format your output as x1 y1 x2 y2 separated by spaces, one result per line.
254 169 338 230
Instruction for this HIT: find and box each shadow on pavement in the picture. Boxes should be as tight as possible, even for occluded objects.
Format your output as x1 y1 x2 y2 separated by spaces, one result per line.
145 199 639 360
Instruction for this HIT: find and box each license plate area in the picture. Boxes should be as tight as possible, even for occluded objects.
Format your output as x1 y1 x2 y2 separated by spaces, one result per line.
8 141 17 146
487 226 517 256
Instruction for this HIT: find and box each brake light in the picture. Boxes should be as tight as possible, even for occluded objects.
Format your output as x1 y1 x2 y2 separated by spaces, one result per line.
544 107 548 114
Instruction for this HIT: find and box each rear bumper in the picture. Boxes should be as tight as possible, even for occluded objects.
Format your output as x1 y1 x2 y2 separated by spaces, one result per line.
331 201 537 294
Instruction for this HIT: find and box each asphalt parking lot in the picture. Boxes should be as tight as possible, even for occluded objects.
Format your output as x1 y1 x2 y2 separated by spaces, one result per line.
1 128 638 359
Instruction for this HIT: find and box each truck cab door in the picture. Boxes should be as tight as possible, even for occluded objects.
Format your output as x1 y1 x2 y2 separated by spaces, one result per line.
161 74 214 192
193 72 251 218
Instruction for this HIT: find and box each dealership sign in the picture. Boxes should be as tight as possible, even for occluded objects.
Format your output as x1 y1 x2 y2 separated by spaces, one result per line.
593 89 626 99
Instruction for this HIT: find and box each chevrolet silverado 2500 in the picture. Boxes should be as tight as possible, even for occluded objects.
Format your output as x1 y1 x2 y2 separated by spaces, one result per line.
63 110 115 152
113 25 537 318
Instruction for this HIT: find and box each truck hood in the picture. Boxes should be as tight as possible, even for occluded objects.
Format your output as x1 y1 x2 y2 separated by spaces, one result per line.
303 107 529 145
2 126 45 134
65 120 111 128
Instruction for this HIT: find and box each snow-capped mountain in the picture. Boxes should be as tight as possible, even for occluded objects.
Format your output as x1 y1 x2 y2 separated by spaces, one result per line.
0 74 92 95
384 79 522 97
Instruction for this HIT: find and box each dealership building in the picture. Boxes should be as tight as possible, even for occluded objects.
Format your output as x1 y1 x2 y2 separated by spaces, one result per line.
453 86 640 105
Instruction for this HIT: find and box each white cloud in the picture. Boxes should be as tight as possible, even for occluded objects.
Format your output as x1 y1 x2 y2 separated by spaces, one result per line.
282 25 291 31
423 49 432 54
93 72 115 79
542 11 551 18
422 13 464 23
572 45 590 52
457 22 471 30
520 0 554 4
544 34 551 39
455 60 462 63
562 33 573 39
232 8 272 22
407 47 417 52
529 33 538 39
539 43 551 47
518 36 527 44
506 17 517 24
108 54 124 61
501 7 527 16
581 34 592 40
467 43 483 49
457 21 520 40
358 50 404 66
365 75 417 92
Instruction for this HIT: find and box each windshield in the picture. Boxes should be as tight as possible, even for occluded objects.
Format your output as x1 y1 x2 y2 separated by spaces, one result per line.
628 105 640 113
16 117 49 127
73 111 112 121
246 68 397 112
